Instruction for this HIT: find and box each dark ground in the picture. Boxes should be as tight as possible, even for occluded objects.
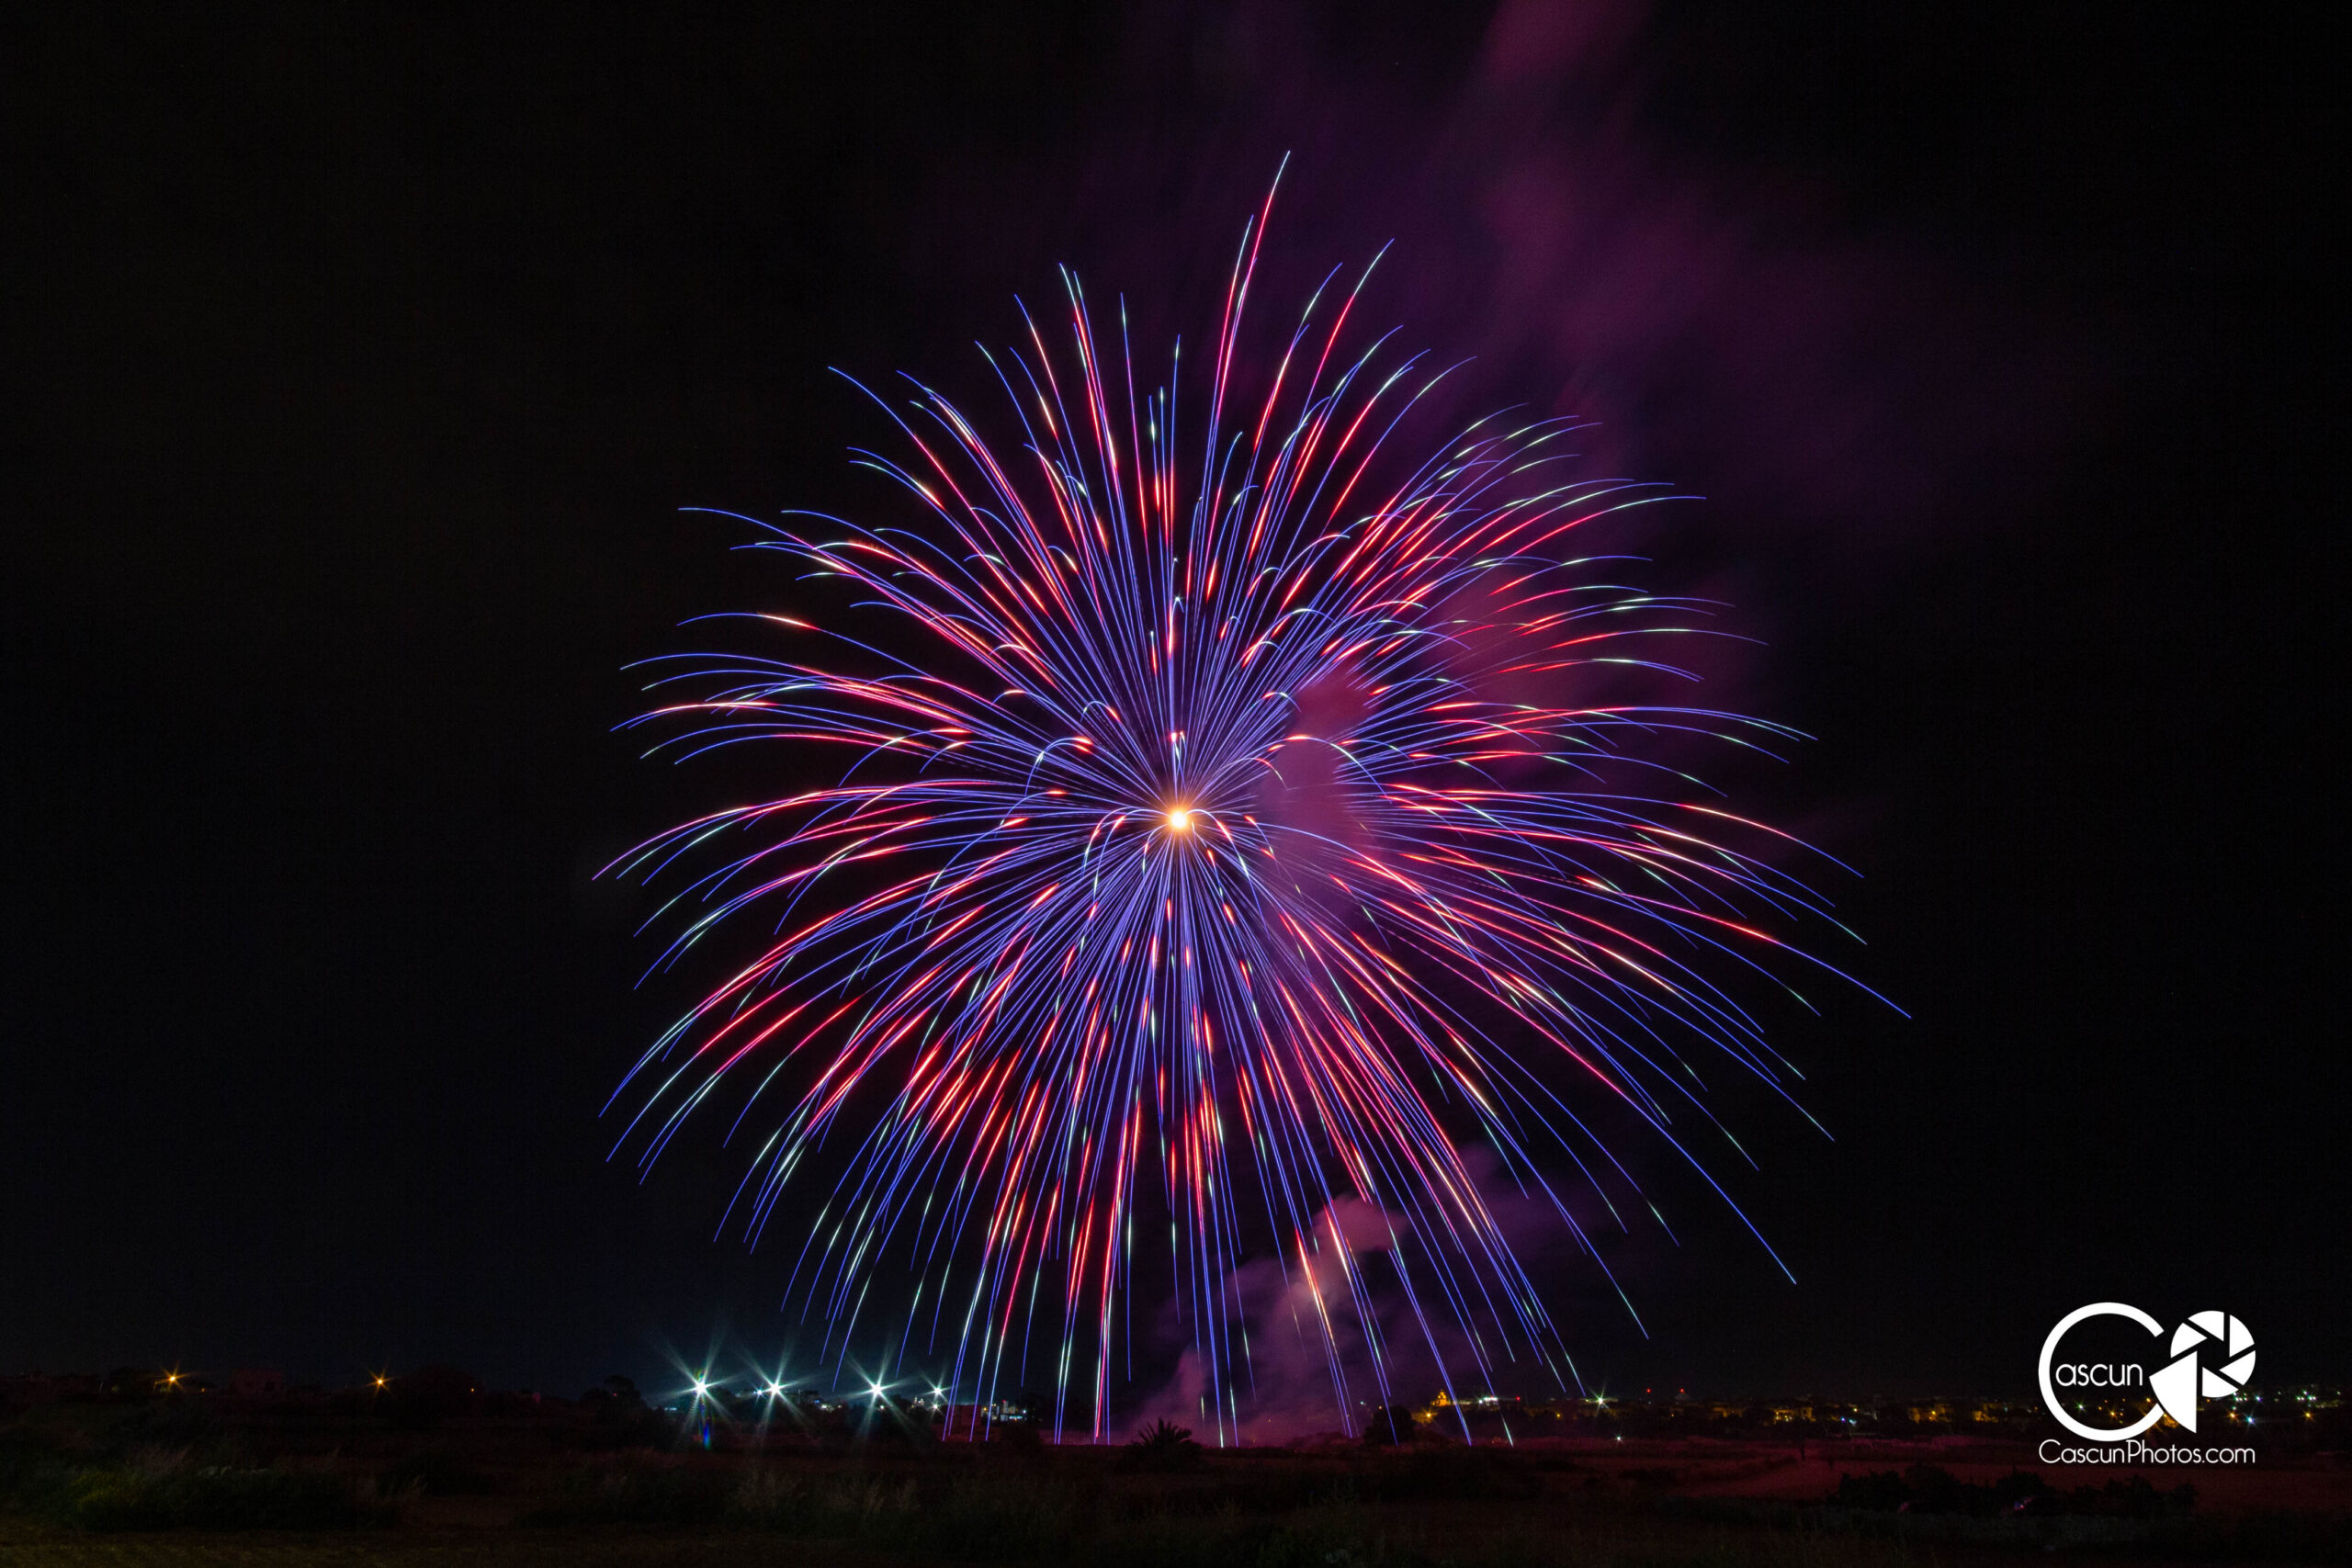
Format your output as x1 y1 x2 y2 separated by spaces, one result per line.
6 1392 2350 1568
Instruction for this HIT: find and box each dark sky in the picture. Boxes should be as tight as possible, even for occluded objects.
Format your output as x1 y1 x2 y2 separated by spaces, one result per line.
3 5 2335 1409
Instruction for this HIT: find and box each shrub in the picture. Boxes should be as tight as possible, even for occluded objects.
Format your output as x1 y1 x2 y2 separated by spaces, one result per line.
1121 1419 1205 1473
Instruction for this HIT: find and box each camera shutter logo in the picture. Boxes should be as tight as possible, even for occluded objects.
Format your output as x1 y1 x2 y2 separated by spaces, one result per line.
2151 1310 2256 1430
2038 1303 2255 1440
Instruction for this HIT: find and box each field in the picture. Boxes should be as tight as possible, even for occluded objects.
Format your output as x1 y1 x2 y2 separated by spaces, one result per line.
5 1403 2348 1568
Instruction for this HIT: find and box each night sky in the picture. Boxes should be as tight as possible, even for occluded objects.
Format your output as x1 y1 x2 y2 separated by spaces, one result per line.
3 6 2335 1408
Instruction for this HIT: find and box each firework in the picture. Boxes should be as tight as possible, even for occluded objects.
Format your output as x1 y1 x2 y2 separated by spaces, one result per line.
607 186 1865 1442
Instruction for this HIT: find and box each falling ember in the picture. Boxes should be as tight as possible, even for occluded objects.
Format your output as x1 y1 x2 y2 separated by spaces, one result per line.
604 177 1878 1444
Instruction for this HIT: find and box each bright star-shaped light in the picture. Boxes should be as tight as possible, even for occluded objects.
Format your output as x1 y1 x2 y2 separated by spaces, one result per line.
1165 807 1192 832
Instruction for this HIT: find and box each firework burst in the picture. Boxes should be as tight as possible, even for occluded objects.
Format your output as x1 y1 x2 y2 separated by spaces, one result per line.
606 186 1866 1442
